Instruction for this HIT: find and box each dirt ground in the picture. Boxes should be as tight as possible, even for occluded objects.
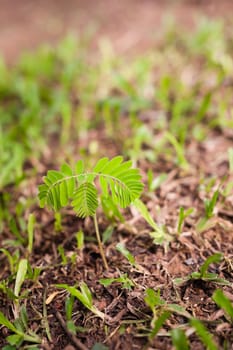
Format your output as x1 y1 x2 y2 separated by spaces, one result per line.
0 0 233 62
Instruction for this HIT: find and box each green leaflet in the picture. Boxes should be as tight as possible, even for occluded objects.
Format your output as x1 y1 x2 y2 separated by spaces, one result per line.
72 183 98 218
38 156 143 218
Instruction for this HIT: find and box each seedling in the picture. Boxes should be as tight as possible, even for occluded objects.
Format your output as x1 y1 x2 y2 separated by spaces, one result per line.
144 288 191 339
65 295 77 334
0 248 19 275
171 328 190 350
56 282 105 320
116 243 136 267
13 259 28 318
204 189 219 219
99 273 135 290
75 230 84 250
38 156 143 270
147 170 167 192
57 245 68 265
133 198 168 245
174 253 230 286
0 307 41 347
212 289 233 322
176 206 194 235
27 213 35 254
164 131 189 170
196 189 219 232
189 318 218 350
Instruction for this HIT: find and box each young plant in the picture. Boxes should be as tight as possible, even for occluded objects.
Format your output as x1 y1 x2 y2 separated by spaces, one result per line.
144 288 191 339
174 253 230 286
196 189 219 232
190 318 218 350
164 131 189 171
13 259 28 318
27 213 35 255
38 156 143 269
56 282 105 321
0 307 41 348
133 198 168 245
116 243 136 267
171 328 190 350
212 289 233 322
176 206 194 235
99 273 135 290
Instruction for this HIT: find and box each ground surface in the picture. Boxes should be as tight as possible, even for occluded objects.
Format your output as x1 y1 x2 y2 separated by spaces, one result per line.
0 1 233 350
1 0 233 62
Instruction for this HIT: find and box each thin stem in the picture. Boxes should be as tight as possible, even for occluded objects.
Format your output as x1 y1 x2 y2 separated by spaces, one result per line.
93 213 109 270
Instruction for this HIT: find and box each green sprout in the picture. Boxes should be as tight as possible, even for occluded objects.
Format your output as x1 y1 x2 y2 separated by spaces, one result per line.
56 282 105 321
174 253 230 286
38 156 143 270
177 206 194 235
0 307 41 348
196 189 219 232
144 288 191 339
212 289 233 322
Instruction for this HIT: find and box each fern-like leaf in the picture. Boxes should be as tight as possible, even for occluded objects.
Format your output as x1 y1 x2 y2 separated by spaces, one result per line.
38 163 75 211
38 156 143 217
94 156 143 208
71 182 98 218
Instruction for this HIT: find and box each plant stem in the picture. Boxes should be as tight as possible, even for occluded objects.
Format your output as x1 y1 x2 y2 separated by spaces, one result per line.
93 213 109 270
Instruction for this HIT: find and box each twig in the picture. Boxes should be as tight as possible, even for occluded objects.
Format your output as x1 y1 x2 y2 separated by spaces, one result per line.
55 311 88 350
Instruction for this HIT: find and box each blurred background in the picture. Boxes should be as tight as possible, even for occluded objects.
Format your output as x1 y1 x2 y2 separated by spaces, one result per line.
1 0 233 62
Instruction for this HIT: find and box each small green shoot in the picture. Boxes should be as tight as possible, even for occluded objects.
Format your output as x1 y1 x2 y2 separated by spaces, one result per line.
27 213 35 254
145 288 191 318
13 259 28 318
150 311 171 339
164 131 189 170
133 198 167 244
116 243 135 267
75 230 84 250
102 225 115 244
58 245 68 265
212 289 233 322
0 310 41 346
65 295 77 334
99 273 134 290
42 289 52 342
190 318 218 350
174 253 230 286
0 248 17 274
196 189 219 232
56 282 105 320
145 288 191 338
204 190 219 219
177 207 194 234
147 170 167 192
171 328 190 350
